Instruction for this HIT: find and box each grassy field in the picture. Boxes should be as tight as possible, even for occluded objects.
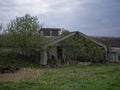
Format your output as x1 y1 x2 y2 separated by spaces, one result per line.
0 62 120 90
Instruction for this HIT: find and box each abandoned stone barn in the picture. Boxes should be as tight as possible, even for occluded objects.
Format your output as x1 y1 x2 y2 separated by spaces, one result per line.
37 28 120 65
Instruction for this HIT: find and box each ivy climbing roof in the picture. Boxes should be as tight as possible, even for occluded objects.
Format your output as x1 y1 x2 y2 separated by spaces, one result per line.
45 31 106 49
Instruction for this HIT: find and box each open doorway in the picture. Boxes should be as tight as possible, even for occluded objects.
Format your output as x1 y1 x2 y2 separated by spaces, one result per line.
57 46 63 63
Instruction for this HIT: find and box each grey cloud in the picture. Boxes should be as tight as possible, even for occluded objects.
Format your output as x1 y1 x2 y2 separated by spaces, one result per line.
0 0 120 36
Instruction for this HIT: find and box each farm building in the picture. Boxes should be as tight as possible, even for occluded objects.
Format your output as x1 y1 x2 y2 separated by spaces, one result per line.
91 37 120 62
38 28 110 65
37 28 120 65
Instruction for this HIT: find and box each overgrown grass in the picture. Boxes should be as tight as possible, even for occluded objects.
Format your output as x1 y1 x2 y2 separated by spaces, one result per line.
0 63 120 90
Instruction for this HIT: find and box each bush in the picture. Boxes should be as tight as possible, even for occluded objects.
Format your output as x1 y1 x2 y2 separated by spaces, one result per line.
0 50 18 58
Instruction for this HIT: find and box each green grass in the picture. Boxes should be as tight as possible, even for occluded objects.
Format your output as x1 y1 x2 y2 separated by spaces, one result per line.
0 63 120 90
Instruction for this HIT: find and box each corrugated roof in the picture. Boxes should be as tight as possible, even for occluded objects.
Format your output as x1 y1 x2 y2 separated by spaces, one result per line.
91 37 120 47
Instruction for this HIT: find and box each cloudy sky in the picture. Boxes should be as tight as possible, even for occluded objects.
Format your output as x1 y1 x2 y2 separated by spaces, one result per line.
0 0 120 37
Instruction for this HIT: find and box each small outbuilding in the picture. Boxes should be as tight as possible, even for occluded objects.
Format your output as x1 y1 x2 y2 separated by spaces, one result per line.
92 37 120 62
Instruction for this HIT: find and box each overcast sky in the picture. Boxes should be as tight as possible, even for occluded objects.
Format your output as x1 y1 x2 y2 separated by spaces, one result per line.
0 0 120 37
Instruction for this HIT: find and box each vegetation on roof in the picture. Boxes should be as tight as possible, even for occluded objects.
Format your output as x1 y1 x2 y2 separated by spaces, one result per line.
49 32 106 63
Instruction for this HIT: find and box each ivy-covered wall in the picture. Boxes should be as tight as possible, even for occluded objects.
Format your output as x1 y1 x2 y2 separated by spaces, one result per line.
58 33 105 63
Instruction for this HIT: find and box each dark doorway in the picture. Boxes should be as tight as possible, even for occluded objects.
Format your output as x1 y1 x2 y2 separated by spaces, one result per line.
57 47 63 60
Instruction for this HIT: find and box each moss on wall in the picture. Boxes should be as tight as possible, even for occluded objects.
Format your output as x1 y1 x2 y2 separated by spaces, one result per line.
58 33 105 63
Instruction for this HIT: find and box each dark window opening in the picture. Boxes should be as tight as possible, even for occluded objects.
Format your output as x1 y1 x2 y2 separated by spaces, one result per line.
52 31 59 36
43 30 50 36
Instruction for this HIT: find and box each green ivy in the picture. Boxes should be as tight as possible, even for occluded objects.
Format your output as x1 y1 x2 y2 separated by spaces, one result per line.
58 33 105 63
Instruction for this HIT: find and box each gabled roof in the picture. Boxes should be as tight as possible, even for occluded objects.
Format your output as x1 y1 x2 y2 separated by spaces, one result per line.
91 37 120 47
45 31 106 49
45 33 75 47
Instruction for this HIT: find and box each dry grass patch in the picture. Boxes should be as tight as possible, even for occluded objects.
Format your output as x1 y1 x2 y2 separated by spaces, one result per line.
0 68 42 82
